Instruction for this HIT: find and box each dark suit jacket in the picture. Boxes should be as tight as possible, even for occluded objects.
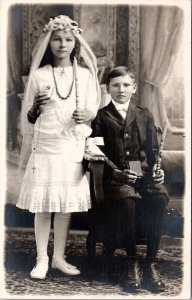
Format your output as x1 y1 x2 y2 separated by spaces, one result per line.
91 100 168 201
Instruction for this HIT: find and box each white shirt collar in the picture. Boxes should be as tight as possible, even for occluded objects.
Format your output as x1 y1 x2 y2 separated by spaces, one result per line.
111 99 130 111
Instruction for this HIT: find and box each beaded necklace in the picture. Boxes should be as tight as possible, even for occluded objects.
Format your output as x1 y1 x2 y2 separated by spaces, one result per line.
32 115 41 174
52 65 74 100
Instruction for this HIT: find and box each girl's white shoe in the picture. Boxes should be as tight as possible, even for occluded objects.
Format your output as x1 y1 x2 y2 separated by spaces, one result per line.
51 258 81 275
30 260 49 280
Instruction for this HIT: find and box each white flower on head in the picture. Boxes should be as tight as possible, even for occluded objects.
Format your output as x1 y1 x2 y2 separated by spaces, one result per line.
43 15 83 35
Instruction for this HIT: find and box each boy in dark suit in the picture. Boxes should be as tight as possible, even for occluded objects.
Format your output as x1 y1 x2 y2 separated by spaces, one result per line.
91 66 169 292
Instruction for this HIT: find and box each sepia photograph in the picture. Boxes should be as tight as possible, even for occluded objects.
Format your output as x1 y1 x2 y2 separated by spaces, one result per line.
0 0 191 298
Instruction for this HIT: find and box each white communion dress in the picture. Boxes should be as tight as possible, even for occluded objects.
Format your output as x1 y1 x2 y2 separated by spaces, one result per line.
17 64 98 213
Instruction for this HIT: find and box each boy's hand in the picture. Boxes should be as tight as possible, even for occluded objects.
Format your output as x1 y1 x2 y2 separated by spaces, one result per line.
112 169 126 184
152 164 165 184
112 168 138 185
123 169 138 184
72 109 95 123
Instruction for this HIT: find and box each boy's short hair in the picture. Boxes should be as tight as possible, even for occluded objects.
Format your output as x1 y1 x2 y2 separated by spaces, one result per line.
106 66 136 86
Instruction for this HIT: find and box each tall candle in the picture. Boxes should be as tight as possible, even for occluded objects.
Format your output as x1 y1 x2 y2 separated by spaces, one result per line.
73 57 80 110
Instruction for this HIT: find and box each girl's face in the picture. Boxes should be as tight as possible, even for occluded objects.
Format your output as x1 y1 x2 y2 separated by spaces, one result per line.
107 74 137 104
50 30 75 60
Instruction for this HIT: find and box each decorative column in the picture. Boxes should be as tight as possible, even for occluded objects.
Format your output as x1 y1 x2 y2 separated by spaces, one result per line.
116 5 129 67
106 6 116 69
128 5 140 103
128 5 140 81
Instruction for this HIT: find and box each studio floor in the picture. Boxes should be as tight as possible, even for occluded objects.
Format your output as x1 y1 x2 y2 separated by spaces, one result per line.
3 228 184 299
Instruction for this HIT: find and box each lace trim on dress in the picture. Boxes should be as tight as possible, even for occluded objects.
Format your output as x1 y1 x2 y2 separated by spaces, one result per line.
17 183 91 213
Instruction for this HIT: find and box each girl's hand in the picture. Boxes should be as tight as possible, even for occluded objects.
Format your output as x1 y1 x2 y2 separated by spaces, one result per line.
31 90 50 114
28 86 54 124
72 109 95 124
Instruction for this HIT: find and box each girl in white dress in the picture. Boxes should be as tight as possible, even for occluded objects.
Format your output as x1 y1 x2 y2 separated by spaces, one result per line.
16 15 100 279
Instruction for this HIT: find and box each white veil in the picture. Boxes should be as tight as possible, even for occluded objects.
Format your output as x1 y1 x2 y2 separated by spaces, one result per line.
19 16 101 171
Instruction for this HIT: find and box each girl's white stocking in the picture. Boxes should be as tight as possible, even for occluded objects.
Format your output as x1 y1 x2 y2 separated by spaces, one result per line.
53 212 71 261
34 212 51 262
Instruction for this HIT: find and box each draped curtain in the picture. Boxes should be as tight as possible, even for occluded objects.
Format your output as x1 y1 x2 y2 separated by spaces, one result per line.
7 9 23 95
137 6 184 128
7 8 23 151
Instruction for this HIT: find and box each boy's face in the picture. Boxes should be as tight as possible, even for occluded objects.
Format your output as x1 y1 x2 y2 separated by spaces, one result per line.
107 74 137 104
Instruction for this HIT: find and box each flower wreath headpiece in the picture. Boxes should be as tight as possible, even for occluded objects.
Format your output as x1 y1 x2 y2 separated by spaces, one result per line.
43 15 83 36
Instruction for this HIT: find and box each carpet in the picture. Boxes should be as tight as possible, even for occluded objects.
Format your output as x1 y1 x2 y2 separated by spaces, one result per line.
4 229 183 298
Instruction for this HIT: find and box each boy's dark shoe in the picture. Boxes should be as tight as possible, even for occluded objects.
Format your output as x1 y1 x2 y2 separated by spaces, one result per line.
143 261 165 293
123 258 142 293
